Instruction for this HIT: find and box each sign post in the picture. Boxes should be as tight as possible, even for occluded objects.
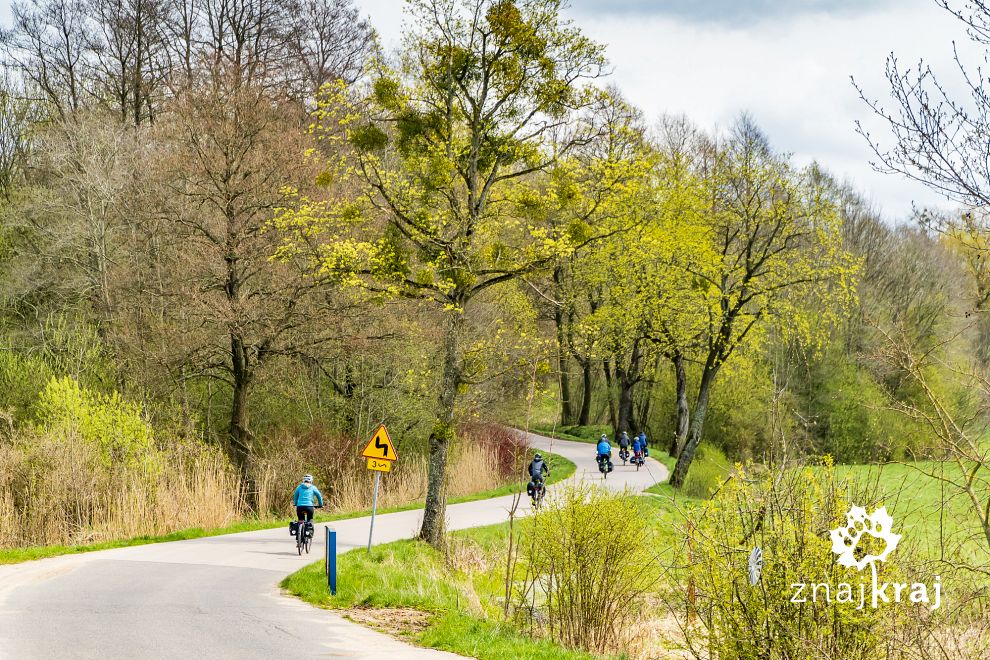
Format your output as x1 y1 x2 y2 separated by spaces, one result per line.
325 526 337 595
361 424 397 553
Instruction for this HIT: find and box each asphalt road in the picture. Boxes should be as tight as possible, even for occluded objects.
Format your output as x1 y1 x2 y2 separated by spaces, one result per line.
0 431 668 659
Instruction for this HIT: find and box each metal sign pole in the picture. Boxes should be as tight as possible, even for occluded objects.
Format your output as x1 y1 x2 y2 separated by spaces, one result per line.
367 471 381 553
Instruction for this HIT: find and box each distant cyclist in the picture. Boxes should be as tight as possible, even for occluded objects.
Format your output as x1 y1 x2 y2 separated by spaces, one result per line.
526 453 549 499
638 431 649 457
292 474 324 535
631 434 644 463
596 434 612 459
618 431 630 451
596 434 613 475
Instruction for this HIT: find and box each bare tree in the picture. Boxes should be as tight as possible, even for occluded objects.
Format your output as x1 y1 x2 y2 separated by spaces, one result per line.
3 112 146 332
151 77 339 483
286 0 371 94
857 1 990 210
87 0 172 125
1 0 92 118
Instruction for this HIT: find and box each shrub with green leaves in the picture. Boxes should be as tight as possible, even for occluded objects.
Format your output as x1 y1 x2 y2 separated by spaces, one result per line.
35 376 154 468
512 484 661 654
0 350 53 423
676 460 914 659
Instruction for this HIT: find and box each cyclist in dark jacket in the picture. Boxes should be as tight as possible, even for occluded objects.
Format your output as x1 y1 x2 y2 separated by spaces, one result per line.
526 453 549 498
618 432 630 450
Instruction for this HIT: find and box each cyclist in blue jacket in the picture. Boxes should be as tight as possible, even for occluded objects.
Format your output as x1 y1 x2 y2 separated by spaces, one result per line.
292 475 324 535
631 434 644 463
596 434 611 459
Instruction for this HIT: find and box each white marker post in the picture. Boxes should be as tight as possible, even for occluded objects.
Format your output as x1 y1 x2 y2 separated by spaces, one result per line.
360 424 397 554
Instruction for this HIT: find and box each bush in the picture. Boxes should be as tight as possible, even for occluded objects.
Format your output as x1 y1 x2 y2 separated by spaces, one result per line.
512 484 660 654
0 350 53 424
34 376 154 468
809 352 925 463
703 357 773 459
676 460 915 659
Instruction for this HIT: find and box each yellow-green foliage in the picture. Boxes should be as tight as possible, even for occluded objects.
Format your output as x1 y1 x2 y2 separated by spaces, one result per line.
514 484 660 654
35 376 154 468
0 350 53 423
678 461 914 659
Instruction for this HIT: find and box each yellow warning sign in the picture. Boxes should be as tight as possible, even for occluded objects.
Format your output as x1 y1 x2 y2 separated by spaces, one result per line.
361 424 397 461
367 458 391 472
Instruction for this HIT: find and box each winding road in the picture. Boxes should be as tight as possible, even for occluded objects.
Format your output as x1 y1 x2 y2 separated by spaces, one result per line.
0 432 667 659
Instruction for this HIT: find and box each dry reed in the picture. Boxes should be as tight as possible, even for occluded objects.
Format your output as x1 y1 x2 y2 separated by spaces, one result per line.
0 422 528 550
0 428 242 548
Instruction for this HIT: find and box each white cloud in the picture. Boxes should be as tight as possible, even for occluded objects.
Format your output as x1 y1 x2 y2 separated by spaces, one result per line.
568 0 976 221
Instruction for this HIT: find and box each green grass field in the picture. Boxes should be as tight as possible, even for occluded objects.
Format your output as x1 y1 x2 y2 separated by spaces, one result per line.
282 450 990 658
836 461 990 567
0 452 576 565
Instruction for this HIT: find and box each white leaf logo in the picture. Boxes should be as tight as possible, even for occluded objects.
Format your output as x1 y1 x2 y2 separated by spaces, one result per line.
829 505 901 571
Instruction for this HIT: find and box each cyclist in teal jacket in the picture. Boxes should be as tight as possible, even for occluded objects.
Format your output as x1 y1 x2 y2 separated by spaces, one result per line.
293 474 324 526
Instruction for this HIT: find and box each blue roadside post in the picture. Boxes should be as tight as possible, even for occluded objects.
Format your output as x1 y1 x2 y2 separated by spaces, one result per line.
325 526 337 596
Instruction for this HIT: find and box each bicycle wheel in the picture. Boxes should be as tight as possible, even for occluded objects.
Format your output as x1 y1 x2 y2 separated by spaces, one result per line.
297 536 303 555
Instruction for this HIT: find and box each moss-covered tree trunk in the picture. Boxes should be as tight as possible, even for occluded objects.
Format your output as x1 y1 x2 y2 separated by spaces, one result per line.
419 309 462 548
671 362 717 488
555 306 574 425
670 353 690 456
578 360 593 426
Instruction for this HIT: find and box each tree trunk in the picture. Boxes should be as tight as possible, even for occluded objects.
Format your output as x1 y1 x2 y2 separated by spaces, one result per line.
616 366 635 436
419 309 462 549
670 353 690 457
228 333 254 506
602 359 618 432
555 307 574 425
578 360 593 426
671 364 717 488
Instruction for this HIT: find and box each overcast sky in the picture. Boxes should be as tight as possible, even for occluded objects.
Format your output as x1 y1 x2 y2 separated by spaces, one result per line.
354 0 973 223
0 0 973 221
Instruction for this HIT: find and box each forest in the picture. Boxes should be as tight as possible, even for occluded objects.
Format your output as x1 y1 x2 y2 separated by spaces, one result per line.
4 1 990 654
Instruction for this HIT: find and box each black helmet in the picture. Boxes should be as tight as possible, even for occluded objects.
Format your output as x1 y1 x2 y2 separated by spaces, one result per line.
534 453 543 461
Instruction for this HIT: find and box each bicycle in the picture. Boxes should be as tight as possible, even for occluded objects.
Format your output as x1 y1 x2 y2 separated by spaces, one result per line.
293 520 314 554
596 453 612 479
292 505 323 555
530 478 546 509
618 446 629 465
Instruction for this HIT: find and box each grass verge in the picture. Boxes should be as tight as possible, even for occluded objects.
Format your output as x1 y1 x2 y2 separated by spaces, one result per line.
282 492 693 659
0 451 575 565
281 526 596 659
